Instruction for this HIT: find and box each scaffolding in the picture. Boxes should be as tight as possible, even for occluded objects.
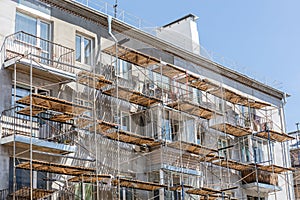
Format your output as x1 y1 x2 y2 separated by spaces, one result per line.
0 2 295 200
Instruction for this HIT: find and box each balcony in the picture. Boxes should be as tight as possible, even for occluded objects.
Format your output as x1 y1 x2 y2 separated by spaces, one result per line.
241 169 281 193
0 107 76 155
0 31 76 80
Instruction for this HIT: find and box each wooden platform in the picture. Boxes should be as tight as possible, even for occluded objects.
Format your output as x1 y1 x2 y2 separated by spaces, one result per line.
255 130 294 142
77 71 112 89
178 77 271 109
208 84 270 109
103 45 160 67
101 129 161 147
17 94 90 116
10 187 55 200
103 86 161 107
68 174 112 183
167 141 217 156
169 184 193 191
16 159 95 176
213 159 253 171
152 63 186 79
177 76 217 92
210 123 252 137
186 187 221 195
112 178 165 191
50 113 75 122
167 100 218 119
256 164 293 173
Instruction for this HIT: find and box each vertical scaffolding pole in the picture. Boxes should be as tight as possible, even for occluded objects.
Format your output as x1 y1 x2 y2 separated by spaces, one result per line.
30 53 33 200
13 61 17 200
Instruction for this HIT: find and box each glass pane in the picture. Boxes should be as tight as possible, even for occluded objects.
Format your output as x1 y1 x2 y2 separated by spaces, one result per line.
15 12 37 36
40 22 50 50
76 35 81 62
84 38 91 65
15 12 37 45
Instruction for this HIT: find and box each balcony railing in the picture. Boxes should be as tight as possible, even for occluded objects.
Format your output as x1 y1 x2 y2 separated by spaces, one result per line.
1 31 75 74
0 106 76 145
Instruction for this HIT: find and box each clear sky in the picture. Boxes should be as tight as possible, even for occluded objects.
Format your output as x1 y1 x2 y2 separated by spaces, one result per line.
111 0 299 132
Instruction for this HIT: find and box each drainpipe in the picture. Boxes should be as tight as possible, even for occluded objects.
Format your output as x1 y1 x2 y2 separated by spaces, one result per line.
108 15 121 200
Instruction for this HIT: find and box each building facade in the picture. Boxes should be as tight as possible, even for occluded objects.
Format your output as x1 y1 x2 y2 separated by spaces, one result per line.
0 0 294 199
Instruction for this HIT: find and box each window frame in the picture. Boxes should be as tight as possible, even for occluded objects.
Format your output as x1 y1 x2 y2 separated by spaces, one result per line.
218 138 229 158
75 33 93 66
15 11 51 63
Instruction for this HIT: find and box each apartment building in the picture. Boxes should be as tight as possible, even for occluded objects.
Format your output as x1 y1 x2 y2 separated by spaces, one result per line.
0 0 294 199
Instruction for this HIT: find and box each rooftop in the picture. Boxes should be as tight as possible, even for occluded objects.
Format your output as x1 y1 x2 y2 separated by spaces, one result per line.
41 0 286 100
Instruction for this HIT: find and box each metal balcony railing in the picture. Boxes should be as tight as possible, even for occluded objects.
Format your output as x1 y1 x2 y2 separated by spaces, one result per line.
0 31 75 74
0 106 76 145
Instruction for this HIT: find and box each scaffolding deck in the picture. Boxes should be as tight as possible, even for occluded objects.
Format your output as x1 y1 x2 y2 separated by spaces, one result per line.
103 45 160 67
208 85 270 109
10 187 55 199
103 86 161 107
17 94 90 116
112 178 166 191
210 123 252 137
167 141 217 156
256 164 293 173
16 159 95 176
186 187 222 195
213 159 253 171
102 129 161 147
169 184 193 191
68 174 112 183
167 100 219 119
77 71 112 89
255 130 294 142
152 63 186 79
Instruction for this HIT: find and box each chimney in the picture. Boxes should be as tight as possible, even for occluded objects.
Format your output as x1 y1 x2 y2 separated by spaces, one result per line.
156 14 200 55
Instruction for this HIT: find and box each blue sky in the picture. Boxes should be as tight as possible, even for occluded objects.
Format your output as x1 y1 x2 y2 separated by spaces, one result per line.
113 0 299 132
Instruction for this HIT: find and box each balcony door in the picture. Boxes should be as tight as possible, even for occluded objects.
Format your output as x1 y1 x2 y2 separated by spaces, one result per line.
15 12 51 64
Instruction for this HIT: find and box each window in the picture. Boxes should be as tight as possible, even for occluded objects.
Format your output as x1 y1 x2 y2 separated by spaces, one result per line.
76 34 92 65
247 196 265 200
184 119 195 143
218 138 229 158
116 59 131 79
15 12 51 64
114 111 130 132
121 112 130 131
240 137 251 162
253 139 265 163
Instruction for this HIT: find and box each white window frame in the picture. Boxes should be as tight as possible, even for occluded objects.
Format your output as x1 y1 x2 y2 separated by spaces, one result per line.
218 138 229 158
75 33 93 66
15 12 51 60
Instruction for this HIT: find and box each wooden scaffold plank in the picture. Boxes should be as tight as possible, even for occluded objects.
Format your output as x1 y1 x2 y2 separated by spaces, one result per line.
103 86 161 107
210 123 252 137
16 93 91 116
167 141 217 156
112 178 166 191
186 187 222 195
255 130 294 142
167 100 220 119
213 159 253 171
68 174 112 183
10 187 55 199
16 159 95 176
103 45 160 67
77 71 112 89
